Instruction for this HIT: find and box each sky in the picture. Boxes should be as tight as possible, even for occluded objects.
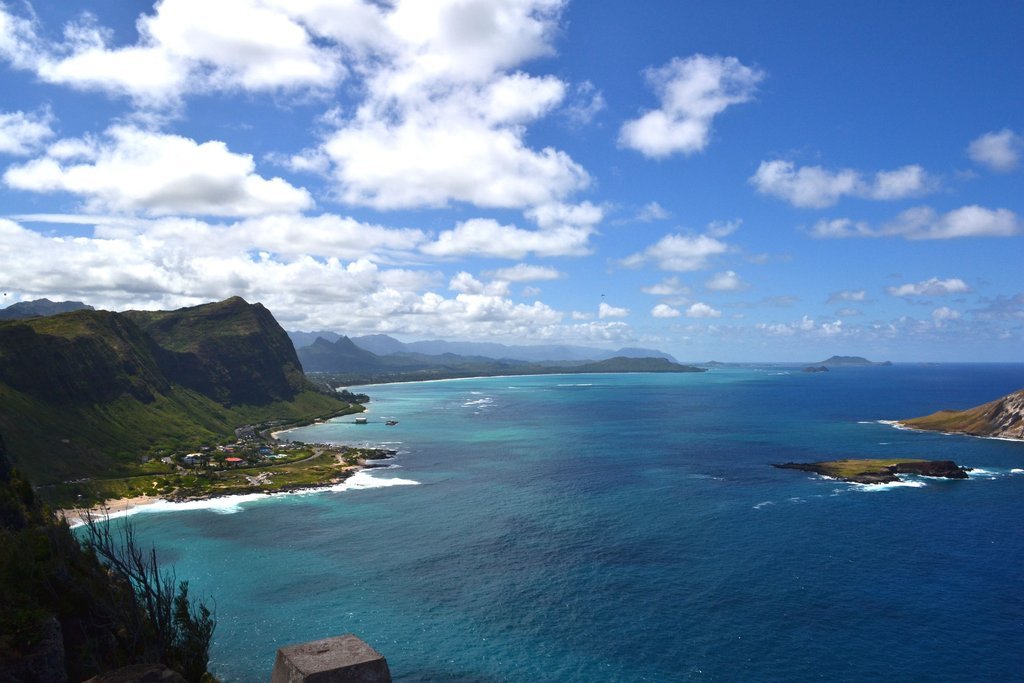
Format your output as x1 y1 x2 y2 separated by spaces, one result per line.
0 0 1021 362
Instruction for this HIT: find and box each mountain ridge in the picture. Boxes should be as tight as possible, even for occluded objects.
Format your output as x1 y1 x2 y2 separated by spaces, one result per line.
0 298 345 484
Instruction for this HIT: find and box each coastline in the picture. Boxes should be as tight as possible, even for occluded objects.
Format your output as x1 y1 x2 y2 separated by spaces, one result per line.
880 419 1024 443
58 453 415 528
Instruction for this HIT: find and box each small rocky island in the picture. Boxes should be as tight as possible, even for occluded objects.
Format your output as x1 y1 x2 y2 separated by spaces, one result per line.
802 365 829 373
773 458 970 484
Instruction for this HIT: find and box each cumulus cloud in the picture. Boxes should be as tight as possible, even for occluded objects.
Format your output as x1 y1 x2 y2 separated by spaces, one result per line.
931 306 961 324
887 277 970 297
967 129 1022 172
0 215 645 344
1 0 347 105
4 126 312 217
642 276 688 297
651 304 680 318
2 2 590 215
750 160 935 208
705 270 745 291
598 301 629 318
0 108 55 155
421 217 592 259
810 205 1021 240
623 232 729 272
884 205 1021 240
685 302 721 318
619 54 764 158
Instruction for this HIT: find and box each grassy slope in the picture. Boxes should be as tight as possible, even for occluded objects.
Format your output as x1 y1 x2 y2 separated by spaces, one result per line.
0 383 346 485
901 399 1004 434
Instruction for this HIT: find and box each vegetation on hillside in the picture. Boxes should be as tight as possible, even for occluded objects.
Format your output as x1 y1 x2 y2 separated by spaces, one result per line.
0 298 352 485
0 434 215 682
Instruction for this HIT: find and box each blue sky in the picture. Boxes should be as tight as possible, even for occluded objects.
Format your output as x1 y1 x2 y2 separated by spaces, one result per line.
0 0 1021 361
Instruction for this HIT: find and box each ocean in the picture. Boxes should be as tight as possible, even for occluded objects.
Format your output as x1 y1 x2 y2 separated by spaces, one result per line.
116 364 1024 681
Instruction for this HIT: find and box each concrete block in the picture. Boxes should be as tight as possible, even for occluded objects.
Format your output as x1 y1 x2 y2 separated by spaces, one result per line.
270 634 391 683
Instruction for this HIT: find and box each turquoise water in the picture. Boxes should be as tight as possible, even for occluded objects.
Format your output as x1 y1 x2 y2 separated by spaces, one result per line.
119 366 1024 681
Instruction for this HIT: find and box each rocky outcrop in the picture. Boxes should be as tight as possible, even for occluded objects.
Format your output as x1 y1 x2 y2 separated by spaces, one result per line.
773 458 970 484
901 389 1024 440
802 366 829 373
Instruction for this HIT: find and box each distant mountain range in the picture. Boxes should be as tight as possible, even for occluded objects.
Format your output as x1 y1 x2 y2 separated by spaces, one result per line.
296 334 702 383
0 297 344 484
817 355 892 366
289 330 678 363
0 298 94 320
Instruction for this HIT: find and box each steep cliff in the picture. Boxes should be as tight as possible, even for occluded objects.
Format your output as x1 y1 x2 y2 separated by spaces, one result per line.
900 388 1024 440
0 298 344 484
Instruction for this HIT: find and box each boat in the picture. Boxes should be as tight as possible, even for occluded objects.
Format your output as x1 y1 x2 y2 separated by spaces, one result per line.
385 419 398 426
354 416 368 425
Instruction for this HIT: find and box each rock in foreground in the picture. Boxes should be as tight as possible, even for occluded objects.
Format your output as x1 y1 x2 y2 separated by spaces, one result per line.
773 458 970 484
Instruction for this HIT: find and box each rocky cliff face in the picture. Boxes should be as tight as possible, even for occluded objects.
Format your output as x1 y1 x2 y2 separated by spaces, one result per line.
126 297 308 406
901 388 1024 440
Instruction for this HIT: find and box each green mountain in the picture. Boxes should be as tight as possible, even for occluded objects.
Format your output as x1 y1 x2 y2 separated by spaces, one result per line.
0 297 346 485
0 298 94 320
900 388 1024 440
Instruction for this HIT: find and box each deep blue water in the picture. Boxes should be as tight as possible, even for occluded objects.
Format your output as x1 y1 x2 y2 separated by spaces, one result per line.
119 365 1024 681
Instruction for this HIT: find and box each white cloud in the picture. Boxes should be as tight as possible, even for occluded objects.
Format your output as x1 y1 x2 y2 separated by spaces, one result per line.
449 271 510 296
885 205 1021 240
888 277 970 297
685 302 721 318
705 270 745 291
810 205 1021 240
598 301 629 318
324 91 587 210
3 2 591 216
827 289 867 303
968 129 1022 172
636 201 670 222
0 108 55 156
642 276 688 297
2 0 346 105
651 303 680 318
623 232 729 272
4 126 312 217
932 306 961 323
421 217 592 259
0 215 646 344
562 80 605 126
489 263 564 282
619 54 764 158
751 160 935 208
808 218 873 239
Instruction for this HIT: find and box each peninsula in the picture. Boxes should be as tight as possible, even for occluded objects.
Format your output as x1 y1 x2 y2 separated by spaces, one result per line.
899 388 1024 441
773 458 970 484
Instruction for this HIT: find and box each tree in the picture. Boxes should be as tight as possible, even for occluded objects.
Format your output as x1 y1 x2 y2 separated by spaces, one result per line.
82 514 216 682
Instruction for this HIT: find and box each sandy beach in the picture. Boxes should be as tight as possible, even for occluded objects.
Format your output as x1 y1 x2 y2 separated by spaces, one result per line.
60 494 165 528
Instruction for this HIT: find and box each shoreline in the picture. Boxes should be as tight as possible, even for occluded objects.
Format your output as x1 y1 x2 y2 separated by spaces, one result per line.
58 444 408 528
880 419 1024 443
58 464 417 528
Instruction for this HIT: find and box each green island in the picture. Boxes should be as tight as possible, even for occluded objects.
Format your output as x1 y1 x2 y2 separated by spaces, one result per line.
773 458 970 484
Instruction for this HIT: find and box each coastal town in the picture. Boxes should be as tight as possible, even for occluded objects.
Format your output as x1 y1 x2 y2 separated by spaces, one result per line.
53 417 397 519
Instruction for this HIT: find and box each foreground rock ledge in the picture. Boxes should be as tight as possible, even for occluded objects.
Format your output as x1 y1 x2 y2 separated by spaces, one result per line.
773 459 970 484
271 633 391 683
